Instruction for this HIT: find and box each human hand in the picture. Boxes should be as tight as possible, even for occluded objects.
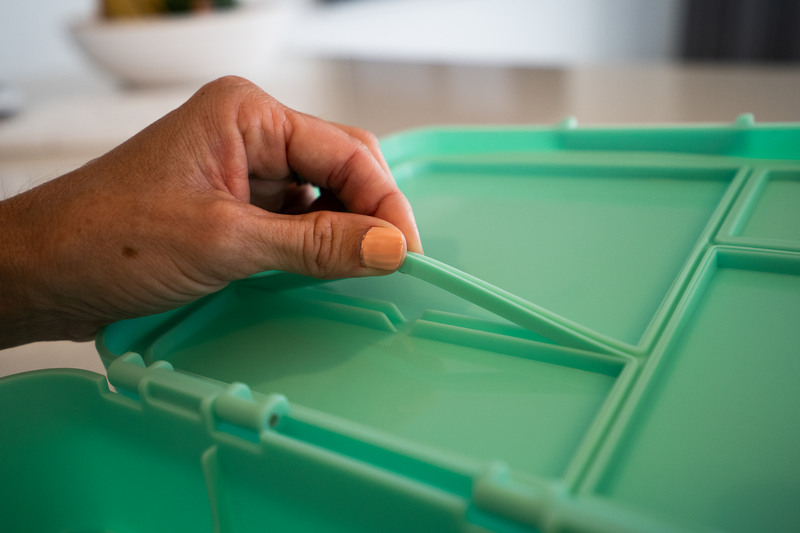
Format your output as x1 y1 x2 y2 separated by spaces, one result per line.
0 76 422 348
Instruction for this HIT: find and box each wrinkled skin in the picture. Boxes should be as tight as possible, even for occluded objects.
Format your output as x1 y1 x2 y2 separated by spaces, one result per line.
0 76 422 349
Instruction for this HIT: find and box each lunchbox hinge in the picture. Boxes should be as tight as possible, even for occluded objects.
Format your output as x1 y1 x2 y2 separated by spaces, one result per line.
213 382 289 442
107 353 290 441
107 351 173 401
471 463 562 532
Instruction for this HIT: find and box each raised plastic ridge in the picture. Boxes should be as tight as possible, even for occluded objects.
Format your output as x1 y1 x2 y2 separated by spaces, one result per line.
398 252 621 355
379 117 800 165
220 252 625 355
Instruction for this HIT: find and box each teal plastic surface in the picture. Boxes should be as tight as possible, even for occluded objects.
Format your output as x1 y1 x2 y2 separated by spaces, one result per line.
3 118 800 533
588 248 800 532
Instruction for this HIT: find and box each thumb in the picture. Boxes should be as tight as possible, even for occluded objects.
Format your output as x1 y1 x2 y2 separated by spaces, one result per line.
243 209 407 279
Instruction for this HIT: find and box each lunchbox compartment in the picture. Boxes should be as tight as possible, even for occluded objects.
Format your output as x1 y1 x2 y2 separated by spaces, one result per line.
718 168 800 251
100 279 635 483
584 247 800 532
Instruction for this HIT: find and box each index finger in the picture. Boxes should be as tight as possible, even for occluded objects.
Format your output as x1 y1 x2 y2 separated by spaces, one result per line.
282 110 423 254
233 86 423 255
329 122 393 178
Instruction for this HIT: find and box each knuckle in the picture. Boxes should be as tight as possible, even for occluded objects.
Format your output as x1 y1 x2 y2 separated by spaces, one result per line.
333 143 374 188
301 211 341 278
359 129 380 150
207 75 252 92
192 76 259 113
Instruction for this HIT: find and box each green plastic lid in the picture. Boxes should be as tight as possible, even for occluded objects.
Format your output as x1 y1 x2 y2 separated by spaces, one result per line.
6 119 800 533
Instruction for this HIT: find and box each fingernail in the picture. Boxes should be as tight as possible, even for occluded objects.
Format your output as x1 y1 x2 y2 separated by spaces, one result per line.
361 227 406 271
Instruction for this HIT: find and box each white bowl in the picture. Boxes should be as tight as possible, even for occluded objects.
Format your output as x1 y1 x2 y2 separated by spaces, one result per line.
71 5 292 88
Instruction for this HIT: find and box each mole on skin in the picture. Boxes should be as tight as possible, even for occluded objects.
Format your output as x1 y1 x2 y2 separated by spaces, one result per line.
122 246 138 259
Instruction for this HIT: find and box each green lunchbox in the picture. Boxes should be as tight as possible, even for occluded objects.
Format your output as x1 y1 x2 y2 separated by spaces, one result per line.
3 116 799 533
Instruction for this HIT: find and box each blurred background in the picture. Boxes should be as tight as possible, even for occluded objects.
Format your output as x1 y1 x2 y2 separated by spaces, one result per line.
1 0 799 374
3 0 800 81
2 0 800 140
